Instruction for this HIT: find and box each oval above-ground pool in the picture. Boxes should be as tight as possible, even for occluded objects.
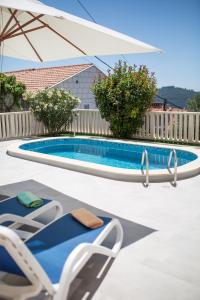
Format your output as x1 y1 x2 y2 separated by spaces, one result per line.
7 137 200 182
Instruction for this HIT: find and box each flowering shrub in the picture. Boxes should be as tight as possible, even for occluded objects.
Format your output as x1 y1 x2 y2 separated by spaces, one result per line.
93 61 156 138
26 88 80 134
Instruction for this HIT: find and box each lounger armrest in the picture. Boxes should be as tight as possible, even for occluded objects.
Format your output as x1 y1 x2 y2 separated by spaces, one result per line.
55 242 115 300
56 219 123 300
25 200 63 221
94 218 124 254
67 243 115 276
0 214 43 229
63 219 123 281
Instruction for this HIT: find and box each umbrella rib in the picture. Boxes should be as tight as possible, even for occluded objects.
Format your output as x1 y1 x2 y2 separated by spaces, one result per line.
28 12 87 56
0 9 18 37
3 10 44 39
12 14 43 62
2 20 19 37
8 25 47 39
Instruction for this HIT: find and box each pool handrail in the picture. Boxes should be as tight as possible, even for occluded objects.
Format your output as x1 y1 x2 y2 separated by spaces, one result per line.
168 149 177 186
141 149 149 187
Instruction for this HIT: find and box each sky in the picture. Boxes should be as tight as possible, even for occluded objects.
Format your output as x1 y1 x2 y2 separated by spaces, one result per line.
1 0 200 91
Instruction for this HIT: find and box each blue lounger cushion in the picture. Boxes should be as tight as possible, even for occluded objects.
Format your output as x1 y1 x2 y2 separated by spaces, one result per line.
0 196 51 217
0 214 112 284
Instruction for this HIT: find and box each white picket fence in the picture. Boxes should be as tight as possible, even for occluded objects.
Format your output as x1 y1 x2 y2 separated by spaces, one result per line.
0 111 47 139
0 110 200 144
135 111 200 143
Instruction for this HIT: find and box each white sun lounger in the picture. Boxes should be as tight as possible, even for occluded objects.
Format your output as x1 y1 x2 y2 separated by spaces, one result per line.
0 213 123 300
0 195 63 239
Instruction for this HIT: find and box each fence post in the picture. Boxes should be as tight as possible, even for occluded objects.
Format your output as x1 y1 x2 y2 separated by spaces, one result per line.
150 113 155 139
188 113 194 142
9 113 15 138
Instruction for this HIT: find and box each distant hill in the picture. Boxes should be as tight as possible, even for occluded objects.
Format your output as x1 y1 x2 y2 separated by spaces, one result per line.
155 86 198 108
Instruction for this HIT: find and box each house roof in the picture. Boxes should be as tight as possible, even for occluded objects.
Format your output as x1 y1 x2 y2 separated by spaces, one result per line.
5 63 93 92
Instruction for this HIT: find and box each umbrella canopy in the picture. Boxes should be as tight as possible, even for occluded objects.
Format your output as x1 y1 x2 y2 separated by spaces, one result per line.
0 0 161 62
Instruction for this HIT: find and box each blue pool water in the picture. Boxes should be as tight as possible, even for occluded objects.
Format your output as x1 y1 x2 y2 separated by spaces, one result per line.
20 138 197 170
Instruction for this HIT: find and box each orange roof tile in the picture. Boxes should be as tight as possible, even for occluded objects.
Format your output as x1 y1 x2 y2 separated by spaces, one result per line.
5 63 93 92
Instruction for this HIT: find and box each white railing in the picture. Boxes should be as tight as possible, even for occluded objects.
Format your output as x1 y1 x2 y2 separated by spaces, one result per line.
134 111 200 144
168 149 178 186
0 111 47 140
1 109 200 144
69 109 111 136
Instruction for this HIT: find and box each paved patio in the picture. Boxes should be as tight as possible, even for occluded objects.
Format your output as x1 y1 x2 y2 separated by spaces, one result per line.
1 138 200 300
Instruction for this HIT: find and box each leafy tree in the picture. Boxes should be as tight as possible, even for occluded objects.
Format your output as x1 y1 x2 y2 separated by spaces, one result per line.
93 61 156 138
187 93 200 111
26 88 80 135
0 73 26 112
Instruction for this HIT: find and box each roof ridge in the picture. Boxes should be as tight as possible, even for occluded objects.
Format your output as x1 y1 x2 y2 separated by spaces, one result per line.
5 63 93 74
3 63 99 92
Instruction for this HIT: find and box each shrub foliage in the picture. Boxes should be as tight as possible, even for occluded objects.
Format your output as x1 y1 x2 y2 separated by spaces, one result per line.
187 93 200 112
0 73 26 112
93 61 157 138
27 88 80 134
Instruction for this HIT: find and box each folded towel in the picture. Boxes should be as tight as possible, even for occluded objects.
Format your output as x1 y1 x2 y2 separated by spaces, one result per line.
17 191 43 208
71 208 104 229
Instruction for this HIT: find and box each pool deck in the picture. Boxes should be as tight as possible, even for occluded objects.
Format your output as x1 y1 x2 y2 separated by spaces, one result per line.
1 138 200 300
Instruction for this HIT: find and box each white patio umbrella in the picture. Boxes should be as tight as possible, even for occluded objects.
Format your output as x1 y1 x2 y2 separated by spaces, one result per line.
0 0 160 62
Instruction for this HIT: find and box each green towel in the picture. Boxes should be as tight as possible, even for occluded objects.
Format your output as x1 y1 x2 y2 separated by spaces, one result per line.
17 191 43 208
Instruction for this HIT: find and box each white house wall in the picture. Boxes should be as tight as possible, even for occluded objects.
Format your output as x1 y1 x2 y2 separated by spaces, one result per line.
54 66 105 109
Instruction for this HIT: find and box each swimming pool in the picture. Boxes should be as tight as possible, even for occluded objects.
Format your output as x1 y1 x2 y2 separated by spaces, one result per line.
19 138 197 170
8 137 200 182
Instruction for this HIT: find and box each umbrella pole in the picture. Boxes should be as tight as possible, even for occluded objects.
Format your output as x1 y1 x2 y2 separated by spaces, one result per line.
0 7 4 72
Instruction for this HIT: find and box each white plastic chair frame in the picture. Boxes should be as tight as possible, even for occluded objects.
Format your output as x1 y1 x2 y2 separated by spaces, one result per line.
0 216 123 300
0 197 63 239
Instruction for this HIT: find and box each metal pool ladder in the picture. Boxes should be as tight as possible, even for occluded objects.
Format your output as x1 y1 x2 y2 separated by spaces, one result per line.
141 149 149 187
168 149 177 186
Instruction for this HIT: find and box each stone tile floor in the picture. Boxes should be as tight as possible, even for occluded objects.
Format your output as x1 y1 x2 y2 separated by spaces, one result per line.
1 138 200 300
